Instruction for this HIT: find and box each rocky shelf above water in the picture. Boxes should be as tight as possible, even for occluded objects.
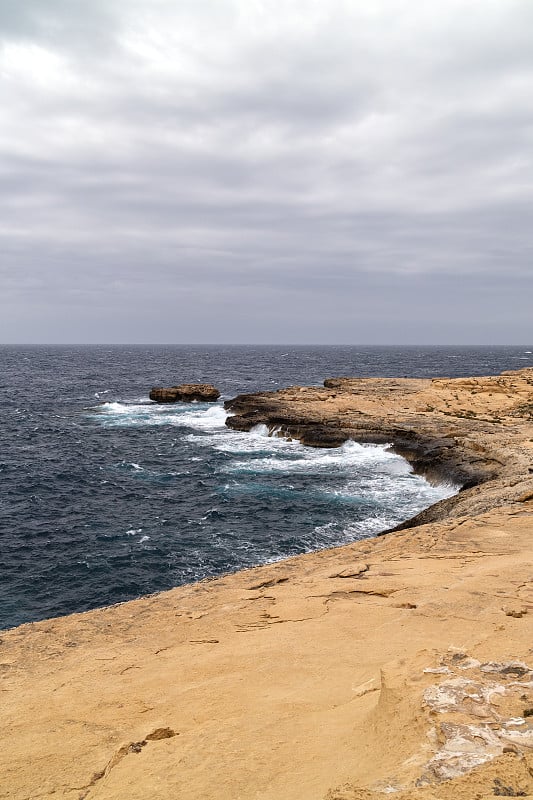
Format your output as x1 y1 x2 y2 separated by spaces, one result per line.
225 369 533 530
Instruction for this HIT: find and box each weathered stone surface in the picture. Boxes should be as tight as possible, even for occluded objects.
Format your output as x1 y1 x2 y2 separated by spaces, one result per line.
150 383 220 403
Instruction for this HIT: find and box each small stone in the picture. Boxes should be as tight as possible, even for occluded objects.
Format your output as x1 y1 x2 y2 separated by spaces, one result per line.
502 606 527 618
145 727 177 741
502 744 520 754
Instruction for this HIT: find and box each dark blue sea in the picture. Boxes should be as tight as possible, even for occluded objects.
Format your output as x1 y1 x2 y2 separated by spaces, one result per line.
1 345 532 630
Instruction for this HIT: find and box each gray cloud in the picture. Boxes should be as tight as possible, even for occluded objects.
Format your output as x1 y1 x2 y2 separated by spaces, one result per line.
0 0 532 343
0 0 120 53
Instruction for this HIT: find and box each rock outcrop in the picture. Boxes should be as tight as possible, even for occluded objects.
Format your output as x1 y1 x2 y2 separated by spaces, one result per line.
149 383 220 403
225 368 533 529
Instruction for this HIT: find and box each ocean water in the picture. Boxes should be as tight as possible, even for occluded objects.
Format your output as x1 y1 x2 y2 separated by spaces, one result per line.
1 345 531 631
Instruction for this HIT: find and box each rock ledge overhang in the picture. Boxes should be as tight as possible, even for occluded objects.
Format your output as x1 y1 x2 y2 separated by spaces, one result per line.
224 368 533 530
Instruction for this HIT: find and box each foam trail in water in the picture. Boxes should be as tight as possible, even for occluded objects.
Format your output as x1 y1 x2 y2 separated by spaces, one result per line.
224 440 398 474
185 422 299 455
89 401 228 431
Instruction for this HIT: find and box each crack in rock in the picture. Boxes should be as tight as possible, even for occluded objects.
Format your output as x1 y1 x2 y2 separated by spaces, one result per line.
247 577 289 590
77 728 178 799
328 563 369 579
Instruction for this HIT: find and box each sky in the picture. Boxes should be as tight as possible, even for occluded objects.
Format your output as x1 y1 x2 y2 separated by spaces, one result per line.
0 0 532 344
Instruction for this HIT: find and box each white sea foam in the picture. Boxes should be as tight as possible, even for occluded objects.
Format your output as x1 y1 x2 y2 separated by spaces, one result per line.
176 405 228 430
184 421 278 450
99 401 130 413
198 427 297 455
118 461 144 471
249 423 270 437
90 401 228 430
314 516 392 540
224 440 397 474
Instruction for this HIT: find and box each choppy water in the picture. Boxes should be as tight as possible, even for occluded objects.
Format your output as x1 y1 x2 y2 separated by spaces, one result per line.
1 345 531 630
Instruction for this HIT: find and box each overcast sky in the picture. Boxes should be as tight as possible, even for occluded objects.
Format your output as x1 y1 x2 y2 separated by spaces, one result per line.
0 0 532 344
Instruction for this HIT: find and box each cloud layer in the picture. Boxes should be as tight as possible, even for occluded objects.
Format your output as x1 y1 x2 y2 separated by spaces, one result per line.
1 0 532 343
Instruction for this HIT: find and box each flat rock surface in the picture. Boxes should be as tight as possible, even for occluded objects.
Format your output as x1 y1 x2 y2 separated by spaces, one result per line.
1 370 533 799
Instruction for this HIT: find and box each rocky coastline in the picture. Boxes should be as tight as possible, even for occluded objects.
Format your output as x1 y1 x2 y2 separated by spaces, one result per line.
225 370 533 529
1 368 532 800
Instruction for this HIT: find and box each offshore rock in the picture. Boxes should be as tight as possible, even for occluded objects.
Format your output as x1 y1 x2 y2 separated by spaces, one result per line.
150 383 220 403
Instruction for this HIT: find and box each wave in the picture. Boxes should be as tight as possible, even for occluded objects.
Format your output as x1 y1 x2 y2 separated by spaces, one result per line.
223 440 399 474
309 516 395 547
88 401 228 431
188 424 298 455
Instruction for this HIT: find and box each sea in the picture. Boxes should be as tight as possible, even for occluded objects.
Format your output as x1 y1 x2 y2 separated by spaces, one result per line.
1 345 532 631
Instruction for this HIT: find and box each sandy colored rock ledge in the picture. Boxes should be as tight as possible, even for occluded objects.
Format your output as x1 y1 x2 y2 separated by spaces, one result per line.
1 370 533 800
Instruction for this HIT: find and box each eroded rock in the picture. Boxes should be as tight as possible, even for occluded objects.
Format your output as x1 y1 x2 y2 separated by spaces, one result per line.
224 367 533 526
150 383 220 403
